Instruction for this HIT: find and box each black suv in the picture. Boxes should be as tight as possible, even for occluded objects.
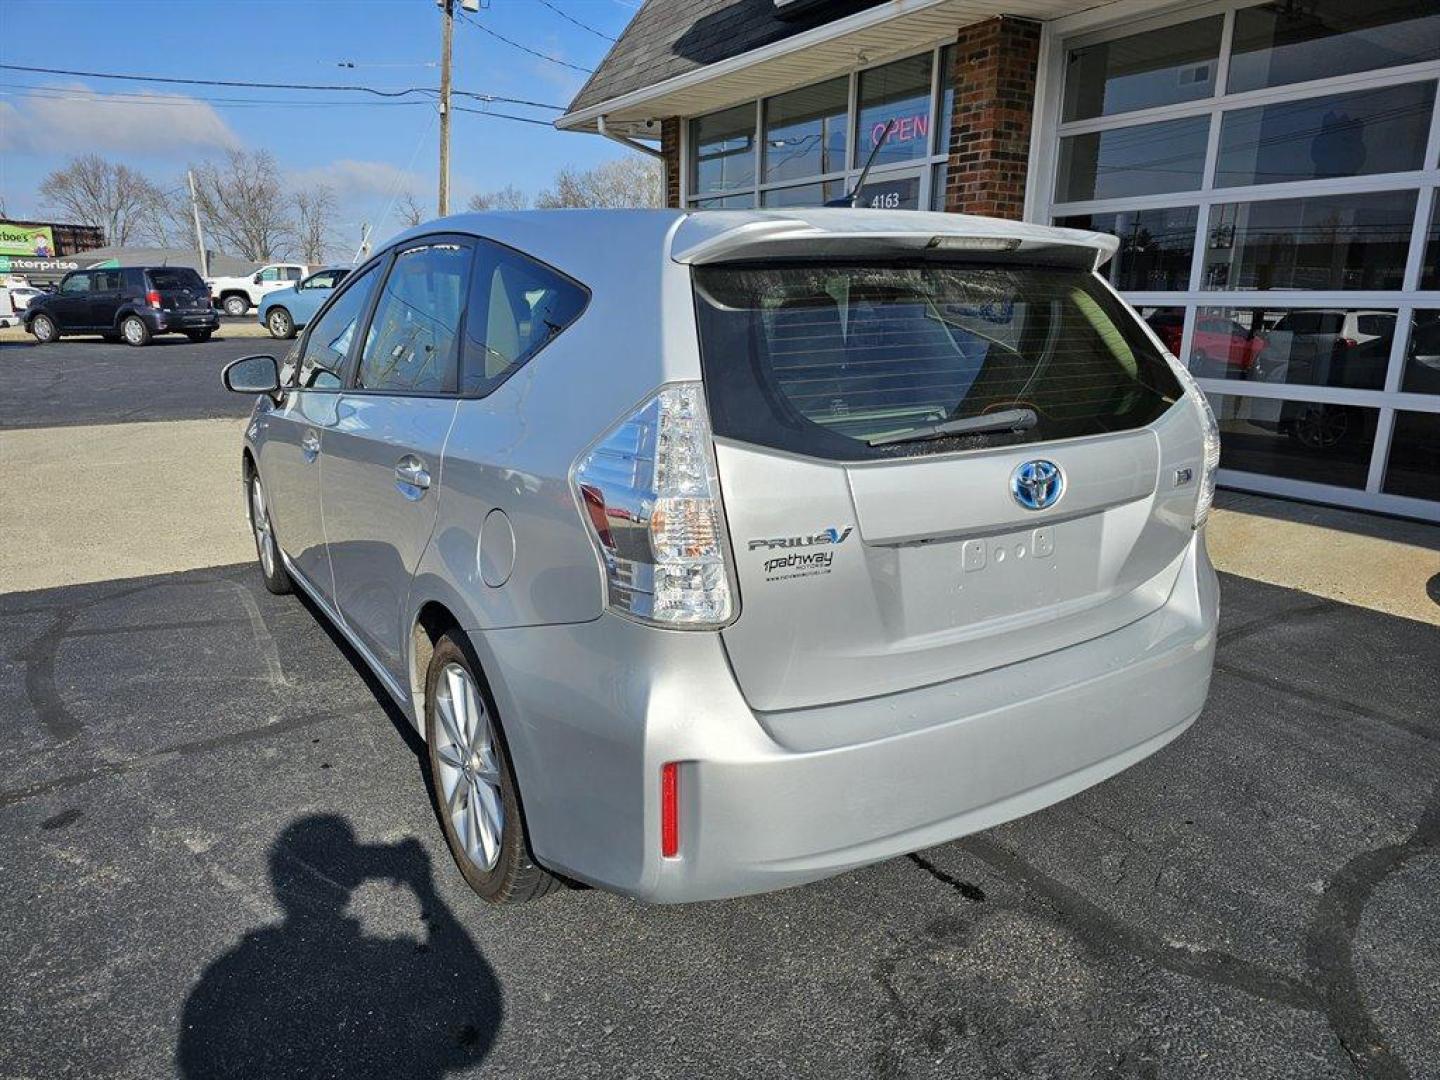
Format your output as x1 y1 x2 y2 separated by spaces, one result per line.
26 266 220 346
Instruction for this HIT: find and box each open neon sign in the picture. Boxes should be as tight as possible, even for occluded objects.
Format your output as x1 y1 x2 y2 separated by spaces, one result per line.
870 113 928 147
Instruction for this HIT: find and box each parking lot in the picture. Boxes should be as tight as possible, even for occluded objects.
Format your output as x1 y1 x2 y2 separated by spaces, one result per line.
2 335 1438 1079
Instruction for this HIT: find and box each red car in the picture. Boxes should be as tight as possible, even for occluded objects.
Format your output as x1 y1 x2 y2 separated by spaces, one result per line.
1146 312 1263 375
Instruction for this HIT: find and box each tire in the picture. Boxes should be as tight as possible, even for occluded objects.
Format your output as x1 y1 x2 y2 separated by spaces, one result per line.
1288 404 1351 451
120 315 151 347
30 314 58 343
222 294 249 318
424 632 559 904
266 307 295 339
185 330 214 343
246 469 292 595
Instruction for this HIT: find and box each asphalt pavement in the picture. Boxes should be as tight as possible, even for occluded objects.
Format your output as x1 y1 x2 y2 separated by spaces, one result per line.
1 561 1437 1078
0 325 273 429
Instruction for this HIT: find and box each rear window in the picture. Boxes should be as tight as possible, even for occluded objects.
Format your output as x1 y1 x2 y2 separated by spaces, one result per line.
693 262 1183 460
148 268 206 291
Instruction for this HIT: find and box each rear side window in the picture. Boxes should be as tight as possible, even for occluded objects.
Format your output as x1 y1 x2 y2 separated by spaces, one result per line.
461 240 588 396
147 268 205 291
92 270 122 292
693 262 1183 460
355 242 472 394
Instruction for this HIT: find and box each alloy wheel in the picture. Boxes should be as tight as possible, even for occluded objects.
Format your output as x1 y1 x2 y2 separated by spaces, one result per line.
250 477 276 578
432 663 505 873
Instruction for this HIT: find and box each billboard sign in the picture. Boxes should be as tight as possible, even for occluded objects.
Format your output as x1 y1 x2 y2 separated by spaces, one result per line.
0 222 58 258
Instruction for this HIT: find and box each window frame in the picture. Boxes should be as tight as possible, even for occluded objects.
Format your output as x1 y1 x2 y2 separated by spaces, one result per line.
1031 0 1440 521
288 251 394 394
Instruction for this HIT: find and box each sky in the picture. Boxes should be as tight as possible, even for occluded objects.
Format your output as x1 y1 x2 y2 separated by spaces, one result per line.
0 0 640 254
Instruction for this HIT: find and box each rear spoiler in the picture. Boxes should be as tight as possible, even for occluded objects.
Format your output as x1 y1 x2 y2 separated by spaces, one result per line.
670 218 1119 273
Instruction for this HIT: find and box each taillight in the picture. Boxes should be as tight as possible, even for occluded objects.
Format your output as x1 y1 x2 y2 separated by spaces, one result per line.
146 290 162 310
572 383 736 627
1168 359 1221 529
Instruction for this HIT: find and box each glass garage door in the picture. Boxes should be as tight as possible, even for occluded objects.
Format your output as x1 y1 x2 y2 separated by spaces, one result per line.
1040 0 1440 520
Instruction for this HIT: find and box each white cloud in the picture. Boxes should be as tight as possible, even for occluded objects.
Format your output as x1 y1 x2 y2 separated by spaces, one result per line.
289 158 426 201
0 84 241 156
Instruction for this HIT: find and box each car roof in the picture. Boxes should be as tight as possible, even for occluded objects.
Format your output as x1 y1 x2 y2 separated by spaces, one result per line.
387 208 1120 287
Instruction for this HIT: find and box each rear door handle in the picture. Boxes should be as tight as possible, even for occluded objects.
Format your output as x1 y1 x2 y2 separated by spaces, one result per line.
301 430 320 460
395 456 431 495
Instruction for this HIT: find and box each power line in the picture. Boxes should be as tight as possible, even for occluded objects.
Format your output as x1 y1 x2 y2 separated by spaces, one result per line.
0 83 431 109
456 11 593 73
535 0 616 43
453 104 556 126
0 62 565 110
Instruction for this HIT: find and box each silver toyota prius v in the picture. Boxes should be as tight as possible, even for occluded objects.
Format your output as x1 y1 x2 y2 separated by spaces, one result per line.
222 208 1220 905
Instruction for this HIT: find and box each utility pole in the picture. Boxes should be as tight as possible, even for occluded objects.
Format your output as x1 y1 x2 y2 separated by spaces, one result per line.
186 169 209 279
437 0 454 216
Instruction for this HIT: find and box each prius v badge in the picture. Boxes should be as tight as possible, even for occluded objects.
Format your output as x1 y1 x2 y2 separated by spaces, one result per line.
1011 460 1064 511
747 526 854 551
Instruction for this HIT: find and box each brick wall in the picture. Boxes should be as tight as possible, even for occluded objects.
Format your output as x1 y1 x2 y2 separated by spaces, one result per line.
660 118 682 209
943 17 1042 220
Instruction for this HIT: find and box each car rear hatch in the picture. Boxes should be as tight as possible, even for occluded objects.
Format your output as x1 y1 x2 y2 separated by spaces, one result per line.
684 220 1206 714
146 268 212 312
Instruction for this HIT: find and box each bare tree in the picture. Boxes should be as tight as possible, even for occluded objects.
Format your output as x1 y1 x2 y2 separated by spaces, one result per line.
190 149 293 261
535 156 662 209
292 185 336 264
395 192 427 228
467 184 530 212
37 155 168 246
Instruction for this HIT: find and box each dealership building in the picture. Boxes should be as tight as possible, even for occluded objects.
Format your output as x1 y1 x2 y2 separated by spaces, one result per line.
559 0 1439 520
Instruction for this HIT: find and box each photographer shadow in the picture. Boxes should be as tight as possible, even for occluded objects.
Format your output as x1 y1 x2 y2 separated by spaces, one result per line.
177 815 501 1079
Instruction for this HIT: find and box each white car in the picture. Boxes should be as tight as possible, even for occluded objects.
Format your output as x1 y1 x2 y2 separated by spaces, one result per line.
6 285 44 310
207 262 311 317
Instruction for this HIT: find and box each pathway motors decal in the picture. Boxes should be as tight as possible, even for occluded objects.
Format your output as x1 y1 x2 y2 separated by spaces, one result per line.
748 526 853 582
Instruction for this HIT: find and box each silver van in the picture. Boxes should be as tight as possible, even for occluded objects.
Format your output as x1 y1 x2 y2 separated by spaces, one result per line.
222 209 1219 904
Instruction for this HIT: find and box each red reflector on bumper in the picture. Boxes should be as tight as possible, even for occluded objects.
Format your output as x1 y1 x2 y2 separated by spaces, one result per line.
660 762 679 858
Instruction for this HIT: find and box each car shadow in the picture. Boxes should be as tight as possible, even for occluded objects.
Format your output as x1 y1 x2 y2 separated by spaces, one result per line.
175 814 503 1079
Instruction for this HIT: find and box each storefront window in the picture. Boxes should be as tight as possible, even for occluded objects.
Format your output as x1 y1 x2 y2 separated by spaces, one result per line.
1215 83 1435 188
763 78 848 185
934 45 955 156
1057 207 1198 290
1190 306 1394 388
1402 310 1440 394
1056 116 1210 201
854 54 934 169
761 181 844 207
1383 410 1440 500
1202 191 1416 291
1212 392 1378 489
1063 16 1223 121
855 174 920 210
691 105 755 197
692 192 756 210
1228 0 1440 94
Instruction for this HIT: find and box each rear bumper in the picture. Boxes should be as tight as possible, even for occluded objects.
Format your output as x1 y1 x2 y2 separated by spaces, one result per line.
150 309 219 332
474 533 1218 903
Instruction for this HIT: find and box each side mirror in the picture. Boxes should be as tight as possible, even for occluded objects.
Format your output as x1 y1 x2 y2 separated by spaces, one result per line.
252 273 264 285
222 354 281 395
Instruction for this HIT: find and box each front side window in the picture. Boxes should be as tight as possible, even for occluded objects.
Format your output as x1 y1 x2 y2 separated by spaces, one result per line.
355 243 472 394
258 267 282 283
305 269 346 290
295 261 382 390
461 241 588 396
60 272 92 295
693 262 1183 461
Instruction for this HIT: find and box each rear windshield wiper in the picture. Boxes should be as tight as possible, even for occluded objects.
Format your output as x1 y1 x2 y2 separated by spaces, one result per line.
867 407 1038 447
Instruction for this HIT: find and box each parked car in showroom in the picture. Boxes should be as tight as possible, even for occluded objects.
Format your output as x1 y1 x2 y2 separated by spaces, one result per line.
207 261 310 316
257 266 349 338
26 266 218 345
222 209 1220 905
